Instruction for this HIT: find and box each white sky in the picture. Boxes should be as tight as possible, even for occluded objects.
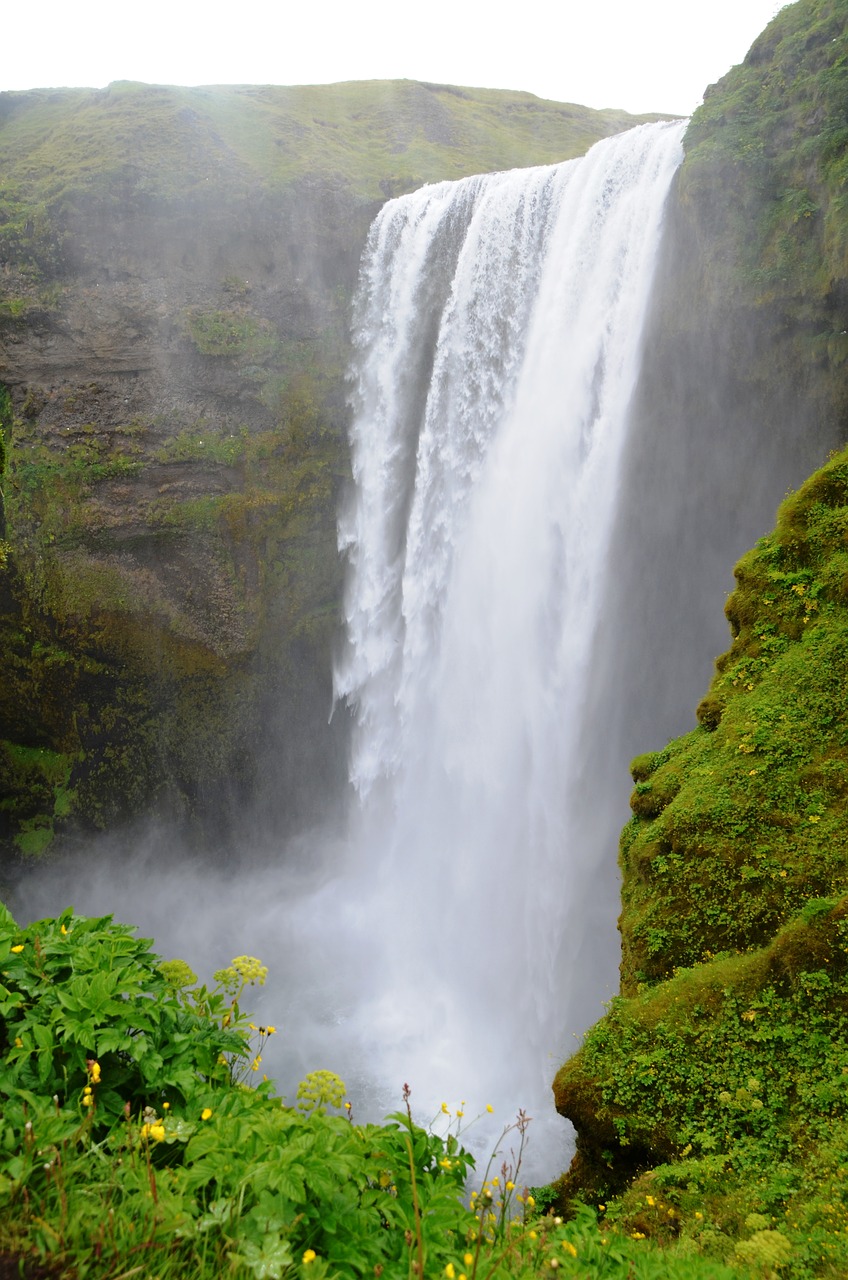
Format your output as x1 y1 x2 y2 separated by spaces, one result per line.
4 0 788 116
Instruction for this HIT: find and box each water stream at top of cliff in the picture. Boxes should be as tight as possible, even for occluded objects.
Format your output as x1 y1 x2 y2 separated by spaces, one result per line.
282 120 687 1176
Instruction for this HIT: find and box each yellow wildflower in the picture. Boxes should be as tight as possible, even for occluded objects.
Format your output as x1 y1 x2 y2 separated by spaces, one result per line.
11 945 23 953
61 924 68 935
162 1101 170 1110
266 1025 277 1034
302 1249 317 1264
646 1195 655 1206
506 1180 514 1191
201 1108 213 1120
445 1265 456 1279
463 1253 473 1267
526 1196 536 1209
485 1104 493 1113
150 1124 165 1141
562 1241 577 1258
14 1037 22 1048
441 1102 449 1114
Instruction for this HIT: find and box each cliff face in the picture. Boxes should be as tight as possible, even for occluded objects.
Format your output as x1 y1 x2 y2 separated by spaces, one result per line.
554 0 848 1262
0 81 662 860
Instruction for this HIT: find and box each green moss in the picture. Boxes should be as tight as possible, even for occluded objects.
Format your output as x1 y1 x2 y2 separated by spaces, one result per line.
183 307 277 361
0 333 345 850
152 426 249 466
0 741 79 855
616 449 848 990
555 906 848 1273
555 440 848 1272
681 0 848 310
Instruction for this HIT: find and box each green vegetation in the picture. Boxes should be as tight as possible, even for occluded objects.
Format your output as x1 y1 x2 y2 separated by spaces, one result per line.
618 447 848 988
0 80 668 224
0 904 750 1279
681 0 848 323
183 308 277 361
0 330 347 849
554 453 848 1275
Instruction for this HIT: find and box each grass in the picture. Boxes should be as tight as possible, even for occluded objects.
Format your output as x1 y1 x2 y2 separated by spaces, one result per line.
0 80 671 219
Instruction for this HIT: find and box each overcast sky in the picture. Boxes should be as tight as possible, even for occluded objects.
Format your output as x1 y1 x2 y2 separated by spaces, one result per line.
5 0 787 116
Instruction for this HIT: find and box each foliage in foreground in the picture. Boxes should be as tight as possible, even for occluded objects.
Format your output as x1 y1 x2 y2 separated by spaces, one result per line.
0 904 755 1278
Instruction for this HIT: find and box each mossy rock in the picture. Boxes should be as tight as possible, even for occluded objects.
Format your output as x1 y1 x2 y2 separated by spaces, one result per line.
555 900 848 1226
617 447 848 992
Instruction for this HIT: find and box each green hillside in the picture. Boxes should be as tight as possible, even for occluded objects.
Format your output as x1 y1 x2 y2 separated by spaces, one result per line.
0 78 666 212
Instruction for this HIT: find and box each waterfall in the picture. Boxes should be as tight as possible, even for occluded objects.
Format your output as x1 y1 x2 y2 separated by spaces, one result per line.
10 120 687 1184
325 120 687 1173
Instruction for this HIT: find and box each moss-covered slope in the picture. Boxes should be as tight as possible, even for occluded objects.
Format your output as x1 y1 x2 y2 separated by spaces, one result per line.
620 456 848 990
554 437 848 1274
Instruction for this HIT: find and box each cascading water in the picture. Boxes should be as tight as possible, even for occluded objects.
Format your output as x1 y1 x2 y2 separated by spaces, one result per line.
321 120 687 1173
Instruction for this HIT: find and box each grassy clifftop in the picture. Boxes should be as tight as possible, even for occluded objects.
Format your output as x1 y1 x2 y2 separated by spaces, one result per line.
0 79 667 211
